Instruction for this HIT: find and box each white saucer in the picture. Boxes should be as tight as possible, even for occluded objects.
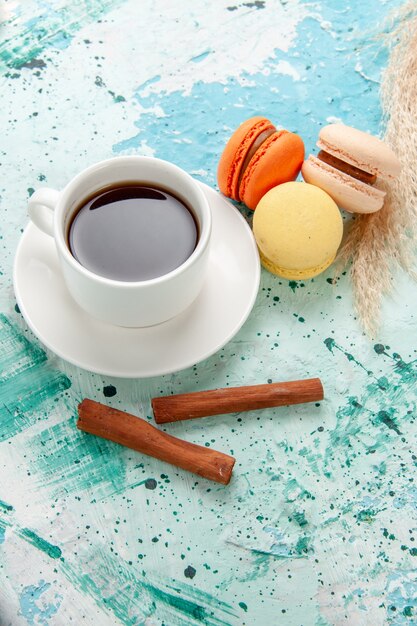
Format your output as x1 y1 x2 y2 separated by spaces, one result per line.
13 183 260 378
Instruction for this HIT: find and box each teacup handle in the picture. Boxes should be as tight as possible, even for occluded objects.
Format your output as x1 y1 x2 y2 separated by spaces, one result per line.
28 188 61 237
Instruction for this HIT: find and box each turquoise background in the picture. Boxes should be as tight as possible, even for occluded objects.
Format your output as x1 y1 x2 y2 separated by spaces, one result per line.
1 1 416 625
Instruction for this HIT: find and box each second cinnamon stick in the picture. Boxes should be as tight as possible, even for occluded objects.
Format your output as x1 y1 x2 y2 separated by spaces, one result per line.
152 378 324 424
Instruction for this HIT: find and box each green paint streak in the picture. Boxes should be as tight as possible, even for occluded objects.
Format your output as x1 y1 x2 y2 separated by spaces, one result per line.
141 583 215 624
383 528 394 539
235 551 271 583
62 566 144 625
109 91 126 103
294 535 310 555
0 0 126 71
18 528 62 559
292 511 308 527
31 419 127 499
324 337 375 380
375 344 409 371
238 602 248 612
375 410 401 435
61 553 236 626
284 478 313 503
0 503 13 543
0 314 71 442
378 461 387 475
323 338 417 474
0 313 46 381
0 368 71 441
0 499 13 512
0 501 13 543
356 509 378 523
103 477 159 500
298 446 322 475
323 337 335 353
323 395 366 472
162 581 236 618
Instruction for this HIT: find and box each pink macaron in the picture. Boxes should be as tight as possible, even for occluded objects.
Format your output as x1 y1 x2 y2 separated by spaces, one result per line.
301 124 401 213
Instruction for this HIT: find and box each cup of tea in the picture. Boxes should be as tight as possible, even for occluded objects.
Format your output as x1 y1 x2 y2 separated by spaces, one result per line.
28 156 212 327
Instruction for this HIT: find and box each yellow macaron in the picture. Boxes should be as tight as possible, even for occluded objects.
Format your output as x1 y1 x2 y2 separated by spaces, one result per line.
253 182 343 280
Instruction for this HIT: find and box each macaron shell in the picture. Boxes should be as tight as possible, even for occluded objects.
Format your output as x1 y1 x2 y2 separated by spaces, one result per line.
318 124 401 179
302 155 386 214
217 116 275 201
259 248 336 280
253 182 343 279
240 131 305 210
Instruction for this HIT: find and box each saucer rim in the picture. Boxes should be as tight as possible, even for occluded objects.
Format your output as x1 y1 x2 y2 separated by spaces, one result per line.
13 182 260 378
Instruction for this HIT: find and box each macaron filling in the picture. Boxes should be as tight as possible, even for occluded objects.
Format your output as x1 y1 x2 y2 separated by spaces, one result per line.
317 150 377 185
236 127 276 196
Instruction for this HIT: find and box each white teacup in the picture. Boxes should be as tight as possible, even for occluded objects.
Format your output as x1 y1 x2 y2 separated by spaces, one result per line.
28 156 212 327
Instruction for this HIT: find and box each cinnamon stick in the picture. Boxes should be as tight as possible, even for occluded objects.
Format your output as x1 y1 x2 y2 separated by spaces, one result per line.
152 378 324 424
77 399 235 484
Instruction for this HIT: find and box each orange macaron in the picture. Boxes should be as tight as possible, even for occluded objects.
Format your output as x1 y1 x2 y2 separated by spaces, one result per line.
217 116 305 210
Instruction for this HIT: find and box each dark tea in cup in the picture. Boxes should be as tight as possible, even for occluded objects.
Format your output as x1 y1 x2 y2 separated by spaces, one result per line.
68 183 199 282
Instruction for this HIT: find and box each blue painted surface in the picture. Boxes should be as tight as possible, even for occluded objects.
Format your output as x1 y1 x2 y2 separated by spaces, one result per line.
19 581 62 626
